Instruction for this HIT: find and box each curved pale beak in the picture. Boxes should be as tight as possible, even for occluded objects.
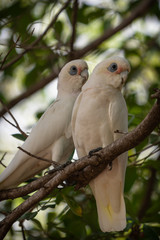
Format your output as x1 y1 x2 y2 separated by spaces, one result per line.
120 70 129 85
80 68 89 83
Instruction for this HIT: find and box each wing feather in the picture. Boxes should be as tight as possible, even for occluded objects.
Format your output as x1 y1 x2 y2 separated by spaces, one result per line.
0 99 72 188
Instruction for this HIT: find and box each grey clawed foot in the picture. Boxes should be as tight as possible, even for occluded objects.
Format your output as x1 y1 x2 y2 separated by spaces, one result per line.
89 147 103 157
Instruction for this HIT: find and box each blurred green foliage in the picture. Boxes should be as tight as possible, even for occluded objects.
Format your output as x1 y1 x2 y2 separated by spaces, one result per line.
0 0 160 239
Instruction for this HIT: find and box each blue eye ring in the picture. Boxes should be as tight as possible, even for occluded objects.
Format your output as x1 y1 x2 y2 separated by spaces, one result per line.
69 65 78 75
107 62 118 72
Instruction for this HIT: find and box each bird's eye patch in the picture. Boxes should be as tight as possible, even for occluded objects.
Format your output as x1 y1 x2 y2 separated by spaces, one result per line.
69 65 78 75
107 63 118 72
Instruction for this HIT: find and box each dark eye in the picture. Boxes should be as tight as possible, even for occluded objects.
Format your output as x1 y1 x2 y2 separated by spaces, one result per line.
69 65 78 75
107 62 118 72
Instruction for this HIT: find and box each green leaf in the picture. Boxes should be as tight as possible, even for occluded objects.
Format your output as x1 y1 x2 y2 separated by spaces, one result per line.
62 193 82 217
54 21 63 37
125 197 138 221
32 218 44 230
12 133 27 141
57 205 70 219
0 92 7 104
47 212 57 223
67 219 87 239
19 211 38 221
23 67 39 88
61 209 87 238
41 204 56 210
0 1 30 19
124 167 137 193
149 133 160 144
55 191 63 205
22 195 30 200
36 111 44 120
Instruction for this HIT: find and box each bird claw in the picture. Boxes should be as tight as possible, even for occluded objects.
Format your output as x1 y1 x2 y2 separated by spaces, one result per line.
89 147 102 157
108 161 112 171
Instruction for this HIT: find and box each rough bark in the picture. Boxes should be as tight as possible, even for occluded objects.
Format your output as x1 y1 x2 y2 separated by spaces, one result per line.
0 90 160 240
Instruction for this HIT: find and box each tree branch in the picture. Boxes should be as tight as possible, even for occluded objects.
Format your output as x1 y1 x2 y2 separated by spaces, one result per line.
72 0 155 59
0 99 28 138
69 0 79 53
0 35 21 70
0 90 160 239
0 71 58 117
18 146 59 166
0 171 56 201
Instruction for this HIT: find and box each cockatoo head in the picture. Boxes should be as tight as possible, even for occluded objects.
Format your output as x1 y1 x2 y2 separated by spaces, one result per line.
58 59 89 95
83 56 130 90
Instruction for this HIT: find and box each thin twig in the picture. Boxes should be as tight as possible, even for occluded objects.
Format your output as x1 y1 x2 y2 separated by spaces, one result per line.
0 99 28 138
151 88 160 101
17 28 35 48
72 0 155 59
2 116 18 129
0 211 8 216
19 220 26 240
0 35 21 69
128 146 160 167
0 169 58 201
18 146 59 166
0 153 7 168
128 140 160 158
70 0 79 53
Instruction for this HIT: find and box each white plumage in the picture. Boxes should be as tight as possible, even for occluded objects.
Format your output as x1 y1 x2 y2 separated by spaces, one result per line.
72 56 130 232
0 59 88 190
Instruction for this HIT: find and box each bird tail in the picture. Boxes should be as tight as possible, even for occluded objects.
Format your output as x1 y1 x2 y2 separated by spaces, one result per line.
0 149 51 190
89 156 126 232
